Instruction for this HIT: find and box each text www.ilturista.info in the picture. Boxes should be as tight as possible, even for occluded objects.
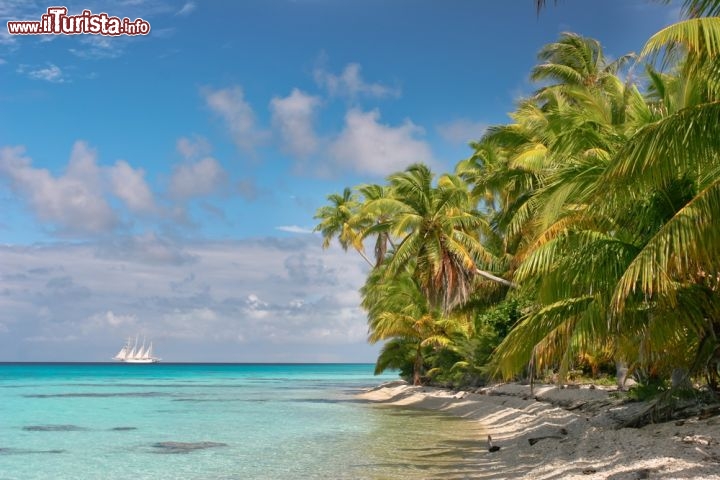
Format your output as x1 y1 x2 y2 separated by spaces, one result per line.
7 7 150 36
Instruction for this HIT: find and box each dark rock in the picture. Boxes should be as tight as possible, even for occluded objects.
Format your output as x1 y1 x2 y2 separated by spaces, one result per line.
0 448 66 455
23 425 86 432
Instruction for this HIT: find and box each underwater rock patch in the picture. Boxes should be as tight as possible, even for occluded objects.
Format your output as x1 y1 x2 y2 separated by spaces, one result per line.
25 392 168 398
0 448 66 454
22 424 86 432
111 427 137 431
151 441 227 454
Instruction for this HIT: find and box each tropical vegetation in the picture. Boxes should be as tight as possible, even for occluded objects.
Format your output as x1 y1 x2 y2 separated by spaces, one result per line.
314 0 720 397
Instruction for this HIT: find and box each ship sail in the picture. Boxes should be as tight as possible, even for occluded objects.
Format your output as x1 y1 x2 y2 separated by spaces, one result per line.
113 346 128 360
113 335 159 363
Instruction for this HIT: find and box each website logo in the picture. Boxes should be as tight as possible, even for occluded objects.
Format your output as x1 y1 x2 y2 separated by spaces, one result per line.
7 6 151 36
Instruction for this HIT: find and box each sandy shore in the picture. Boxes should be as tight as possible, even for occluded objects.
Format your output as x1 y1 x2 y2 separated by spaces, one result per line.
357 381 720 479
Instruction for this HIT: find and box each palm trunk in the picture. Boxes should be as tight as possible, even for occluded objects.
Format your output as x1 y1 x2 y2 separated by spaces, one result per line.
413 346 424 386
616 360 628 390
475 268 517 288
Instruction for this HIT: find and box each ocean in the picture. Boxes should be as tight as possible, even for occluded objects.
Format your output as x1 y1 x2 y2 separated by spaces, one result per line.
0 363 482 479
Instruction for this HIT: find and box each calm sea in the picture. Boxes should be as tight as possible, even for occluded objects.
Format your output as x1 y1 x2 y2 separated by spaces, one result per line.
0 363 482 479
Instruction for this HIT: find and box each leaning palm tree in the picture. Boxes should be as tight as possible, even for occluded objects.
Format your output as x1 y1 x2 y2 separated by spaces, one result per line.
368 164 512 314
313 187 374 267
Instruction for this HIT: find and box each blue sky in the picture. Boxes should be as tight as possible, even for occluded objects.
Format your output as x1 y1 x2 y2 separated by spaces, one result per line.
0 0 678 361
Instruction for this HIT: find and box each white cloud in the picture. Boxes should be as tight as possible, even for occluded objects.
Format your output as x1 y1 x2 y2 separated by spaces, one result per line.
327 108 435 176
69 36 125 59
436 119 487 145
109 160 157 214
203 86 268 152
0 30 17 46
85 311 138 333
0 142 117 234
275 225 314 234
169 157 226 199
270 89 321 157
176 135 212 159
0 237 374 361
24 63 65 83
176 1 196 15
314 62 400 99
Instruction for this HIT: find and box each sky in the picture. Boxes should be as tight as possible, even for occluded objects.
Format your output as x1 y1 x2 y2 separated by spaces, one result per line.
0 0 680 362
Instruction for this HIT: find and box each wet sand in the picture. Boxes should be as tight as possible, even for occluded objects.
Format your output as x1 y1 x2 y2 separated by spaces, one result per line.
358 381 720 479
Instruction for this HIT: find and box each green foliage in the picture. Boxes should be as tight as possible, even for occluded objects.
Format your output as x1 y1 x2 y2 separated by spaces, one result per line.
314 4 720 396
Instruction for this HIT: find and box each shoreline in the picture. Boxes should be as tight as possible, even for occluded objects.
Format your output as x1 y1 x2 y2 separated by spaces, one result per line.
357 381 720 479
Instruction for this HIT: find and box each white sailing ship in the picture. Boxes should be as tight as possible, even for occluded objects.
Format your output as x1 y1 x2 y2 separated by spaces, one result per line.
113 336 160 363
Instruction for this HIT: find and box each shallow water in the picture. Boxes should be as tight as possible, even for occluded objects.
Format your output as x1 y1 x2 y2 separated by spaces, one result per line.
0 363 483 479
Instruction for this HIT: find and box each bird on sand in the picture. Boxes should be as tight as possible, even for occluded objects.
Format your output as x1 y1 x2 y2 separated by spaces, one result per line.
487 435 501 452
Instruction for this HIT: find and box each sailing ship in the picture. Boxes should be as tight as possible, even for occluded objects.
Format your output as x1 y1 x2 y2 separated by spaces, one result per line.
113 336 160 363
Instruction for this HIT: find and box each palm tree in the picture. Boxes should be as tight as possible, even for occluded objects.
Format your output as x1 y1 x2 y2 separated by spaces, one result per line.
355 183 397 267
531 32 633 94
362 265 471 385
368 164 511 314
314 187 374 267
492 15 720 389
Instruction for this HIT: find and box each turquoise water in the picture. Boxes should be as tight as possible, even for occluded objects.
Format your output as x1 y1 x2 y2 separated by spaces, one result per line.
0 364 482 479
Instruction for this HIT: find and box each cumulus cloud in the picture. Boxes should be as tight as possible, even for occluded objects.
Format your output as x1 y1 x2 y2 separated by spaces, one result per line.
0 142 117 234
94 232 198 266
176 135 212 159
327 108 435 176
275 225 314 234
436 119 487 145
109 160 157 214
19 63 65 83
203 86 269 152
314 62 400 99
0 237 374 361
270 89 322 157
169 157 226 199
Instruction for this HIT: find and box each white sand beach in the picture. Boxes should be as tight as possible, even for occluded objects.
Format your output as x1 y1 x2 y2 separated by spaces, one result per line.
358 382 720 479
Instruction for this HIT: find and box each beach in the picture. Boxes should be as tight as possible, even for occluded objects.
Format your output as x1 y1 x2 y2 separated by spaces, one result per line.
358 381 720 479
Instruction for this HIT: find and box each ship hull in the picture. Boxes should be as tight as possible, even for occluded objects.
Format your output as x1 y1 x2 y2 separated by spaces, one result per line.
121 358 159 364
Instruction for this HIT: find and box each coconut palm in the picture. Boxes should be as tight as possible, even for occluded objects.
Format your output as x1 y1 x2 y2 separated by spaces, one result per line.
492 15 720 389
367 164 511 314
531 32 634 95
313 187 374 267
355 183 397 267
361 265 471 385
